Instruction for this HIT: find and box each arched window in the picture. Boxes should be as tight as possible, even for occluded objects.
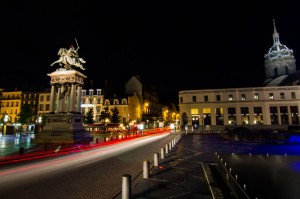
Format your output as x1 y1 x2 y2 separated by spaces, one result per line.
122 99 127 104
113 99 119 105
285 66 289 75
274 68 278 76
105 99 110 106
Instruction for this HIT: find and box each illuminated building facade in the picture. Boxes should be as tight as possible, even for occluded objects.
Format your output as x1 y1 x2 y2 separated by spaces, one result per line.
179 20 300 131
125 75 161 126
0 91 22 123
81 88 104 122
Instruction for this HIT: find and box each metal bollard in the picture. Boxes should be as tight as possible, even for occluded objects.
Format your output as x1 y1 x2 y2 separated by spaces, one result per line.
143 160 150 178
154 153 159 167
160 147 165 159
122 174 131 199
165 144 169 154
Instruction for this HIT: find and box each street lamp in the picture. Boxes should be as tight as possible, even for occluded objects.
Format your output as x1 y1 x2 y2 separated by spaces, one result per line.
201 115 206 133
2 114 9 134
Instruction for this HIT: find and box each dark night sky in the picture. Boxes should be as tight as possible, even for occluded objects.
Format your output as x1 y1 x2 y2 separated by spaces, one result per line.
1 1 300 104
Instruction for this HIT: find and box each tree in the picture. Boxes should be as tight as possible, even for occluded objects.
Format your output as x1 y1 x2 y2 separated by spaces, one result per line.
110 106 121 123
100 106 111 123
84 108 95 125
17 104 34 125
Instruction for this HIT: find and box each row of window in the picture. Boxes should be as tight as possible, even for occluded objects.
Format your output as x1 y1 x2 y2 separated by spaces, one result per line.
81 98 128 105
190 106 299 125
82 89 102 96
187 92 297 103
1 95 21 99
1 101 38 108
40 95 51 101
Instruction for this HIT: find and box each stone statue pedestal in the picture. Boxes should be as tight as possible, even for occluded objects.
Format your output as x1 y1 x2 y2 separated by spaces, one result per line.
35 113 90 144
35 68 90 144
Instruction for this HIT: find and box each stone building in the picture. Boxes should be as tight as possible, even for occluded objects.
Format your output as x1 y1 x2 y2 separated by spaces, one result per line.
179 20 300 131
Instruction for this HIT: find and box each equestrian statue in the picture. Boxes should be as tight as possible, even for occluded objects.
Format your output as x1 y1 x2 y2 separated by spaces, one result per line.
51 38 86 70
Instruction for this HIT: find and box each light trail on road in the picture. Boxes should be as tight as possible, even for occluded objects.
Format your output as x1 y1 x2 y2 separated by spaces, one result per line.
0 133 169 181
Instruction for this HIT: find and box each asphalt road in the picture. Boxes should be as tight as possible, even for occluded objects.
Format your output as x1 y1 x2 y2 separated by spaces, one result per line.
0 132 178 199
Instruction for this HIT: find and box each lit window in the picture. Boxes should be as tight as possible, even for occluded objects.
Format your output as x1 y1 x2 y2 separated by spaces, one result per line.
191 108 198 114
241 94 246 101
228 95 233 101
254 94 259 100
269 93 274 100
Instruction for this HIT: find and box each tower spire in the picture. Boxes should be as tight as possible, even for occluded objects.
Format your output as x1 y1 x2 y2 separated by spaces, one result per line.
273 19 280 44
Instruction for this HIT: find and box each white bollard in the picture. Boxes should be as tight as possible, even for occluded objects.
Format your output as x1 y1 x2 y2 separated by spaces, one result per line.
154 153 159 167
161 147 165 159
165 144 169 154
122 174 131 199
143 160 150 178
169 142 172 150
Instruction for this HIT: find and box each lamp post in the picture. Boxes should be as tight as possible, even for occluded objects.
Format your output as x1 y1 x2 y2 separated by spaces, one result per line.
201 115 206 133
2 114 9 134
144 102 149 128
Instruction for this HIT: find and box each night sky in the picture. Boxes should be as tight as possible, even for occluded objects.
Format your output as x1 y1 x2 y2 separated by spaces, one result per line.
1 1 300 104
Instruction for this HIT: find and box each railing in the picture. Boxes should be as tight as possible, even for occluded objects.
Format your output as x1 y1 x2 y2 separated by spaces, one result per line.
214 153 250 199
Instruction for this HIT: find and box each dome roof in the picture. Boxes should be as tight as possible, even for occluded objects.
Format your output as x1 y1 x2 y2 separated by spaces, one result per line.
264 19 294 60
265 43 293 59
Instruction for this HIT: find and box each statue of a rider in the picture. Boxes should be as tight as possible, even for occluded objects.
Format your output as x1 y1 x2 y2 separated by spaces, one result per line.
51 39 86 70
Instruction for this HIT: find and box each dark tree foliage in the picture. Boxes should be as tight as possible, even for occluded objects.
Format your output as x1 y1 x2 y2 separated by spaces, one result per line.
84 108 95 125
110 106 121 123
100 106 111 122
17 104 34 125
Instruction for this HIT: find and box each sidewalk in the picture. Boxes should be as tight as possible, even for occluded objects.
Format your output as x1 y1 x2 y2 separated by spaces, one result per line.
0 133 36 156
117 133 233 199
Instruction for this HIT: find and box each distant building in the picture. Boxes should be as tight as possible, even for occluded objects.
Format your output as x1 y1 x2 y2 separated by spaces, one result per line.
37 89 51 123
179 20 300 131
22 91 39 123
125 75 161 126
0 90 22 123
81 88 104 122
263 19 298 86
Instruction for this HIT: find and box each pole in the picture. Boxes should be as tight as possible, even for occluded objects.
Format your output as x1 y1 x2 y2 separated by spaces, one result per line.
160 147 165 159
122 174 131 199
154 153 159 167
143 160 150 178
